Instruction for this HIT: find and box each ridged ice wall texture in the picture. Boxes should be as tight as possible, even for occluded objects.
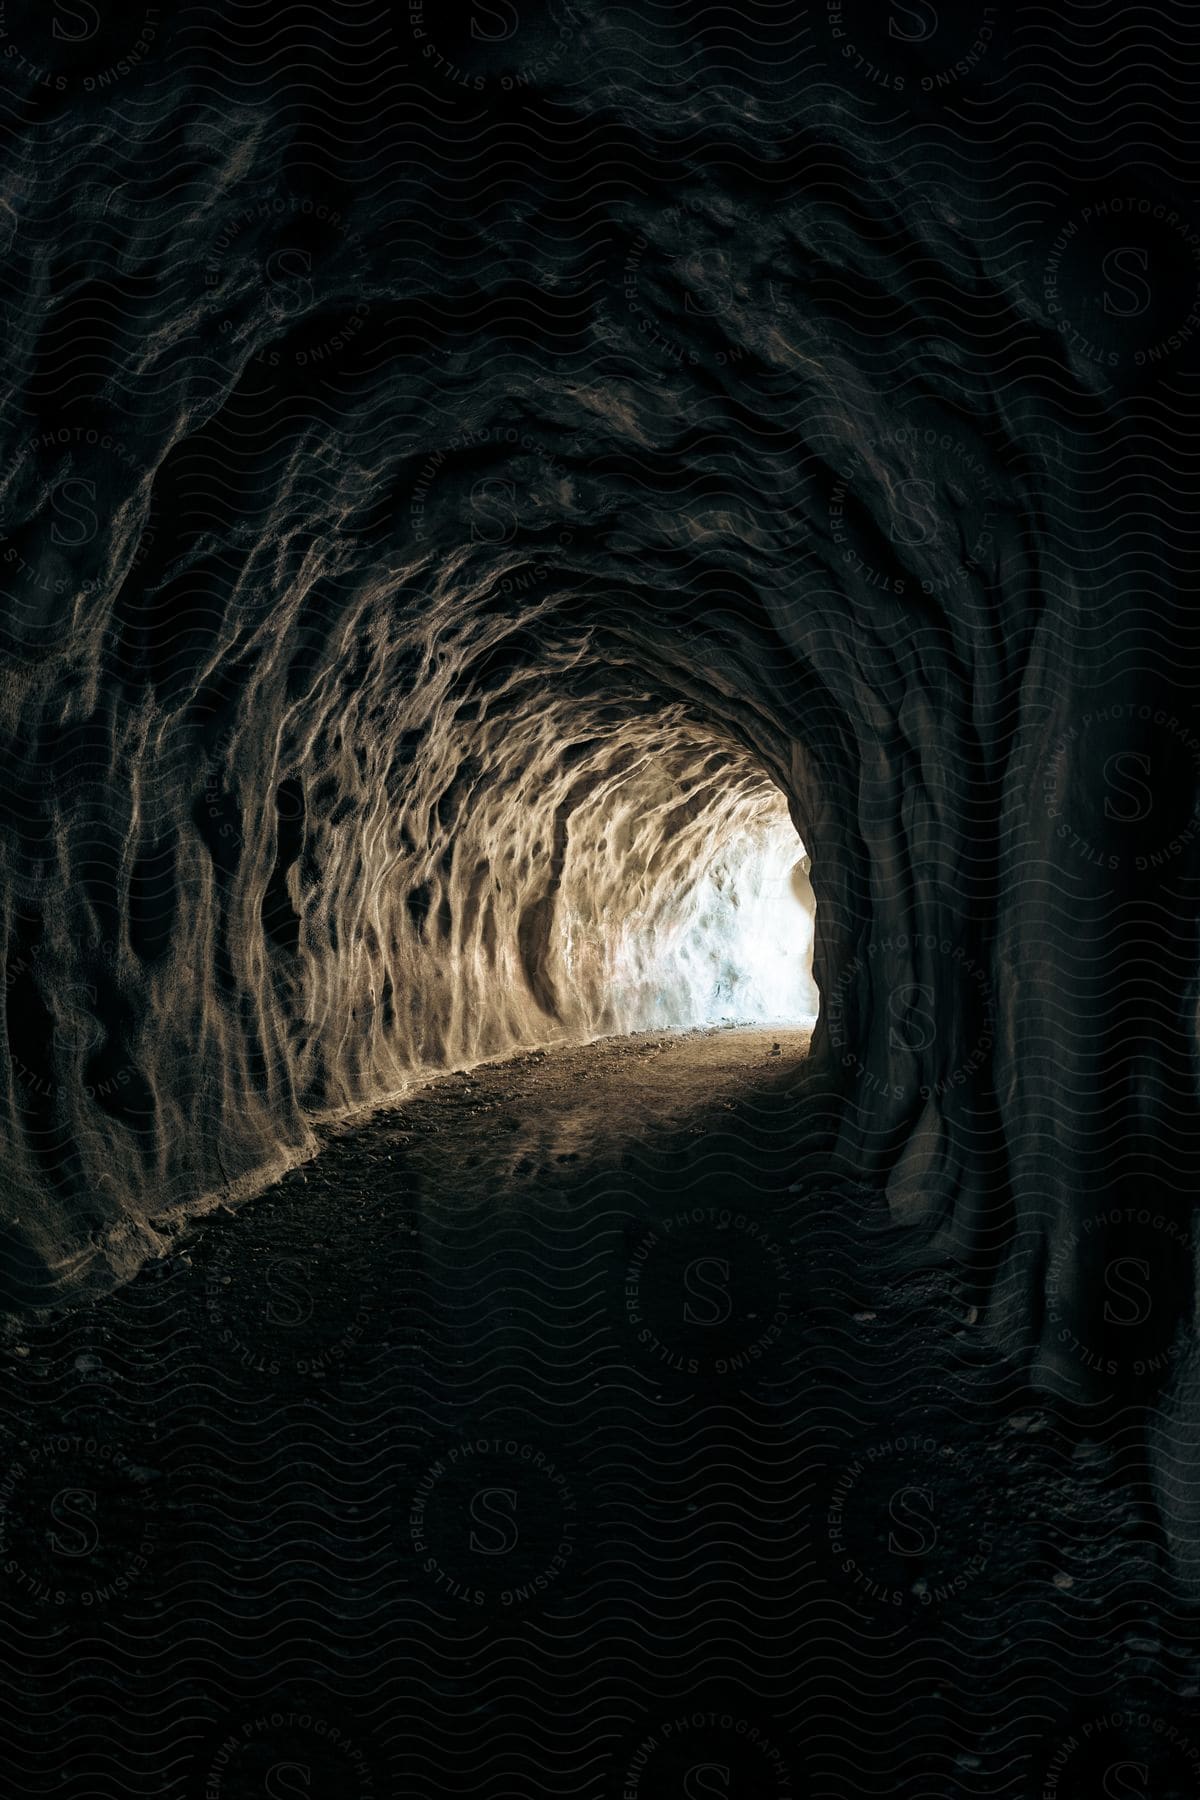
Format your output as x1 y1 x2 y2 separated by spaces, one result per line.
2 0 1200 1516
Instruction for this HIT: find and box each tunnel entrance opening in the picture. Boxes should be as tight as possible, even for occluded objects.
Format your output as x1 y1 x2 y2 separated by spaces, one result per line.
397 660 822 1071
543 731 818 1042
591 793 817 1033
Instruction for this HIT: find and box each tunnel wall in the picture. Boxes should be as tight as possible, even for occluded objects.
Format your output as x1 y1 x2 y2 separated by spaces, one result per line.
0 0 1198 1517
2 584 806 1303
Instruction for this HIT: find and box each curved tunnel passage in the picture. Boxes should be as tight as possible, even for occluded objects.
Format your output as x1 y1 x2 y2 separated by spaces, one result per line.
238 638 819 1069
3 527 829 1307
7 6 1200 1794
0 0 1199 1603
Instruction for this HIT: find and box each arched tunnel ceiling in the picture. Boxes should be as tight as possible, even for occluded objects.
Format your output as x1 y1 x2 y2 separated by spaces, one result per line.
1 0 1199 1510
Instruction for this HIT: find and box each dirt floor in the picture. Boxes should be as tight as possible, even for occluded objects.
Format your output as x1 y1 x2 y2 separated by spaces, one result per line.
1 1026 1198 1797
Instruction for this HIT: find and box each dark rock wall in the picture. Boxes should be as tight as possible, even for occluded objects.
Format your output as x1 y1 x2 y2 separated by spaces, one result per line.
1 0 1198 1487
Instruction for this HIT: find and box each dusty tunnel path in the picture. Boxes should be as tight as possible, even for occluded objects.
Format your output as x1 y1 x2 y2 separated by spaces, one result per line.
1 1028 1197 1797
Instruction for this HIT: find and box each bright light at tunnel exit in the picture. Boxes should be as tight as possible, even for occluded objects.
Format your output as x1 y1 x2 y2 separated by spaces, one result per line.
587 797 819 1034
676 813 818 1028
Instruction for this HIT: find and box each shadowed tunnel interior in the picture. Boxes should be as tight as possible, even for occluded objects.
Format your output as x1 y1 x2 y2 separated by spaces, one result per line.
3 1 1200 1792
